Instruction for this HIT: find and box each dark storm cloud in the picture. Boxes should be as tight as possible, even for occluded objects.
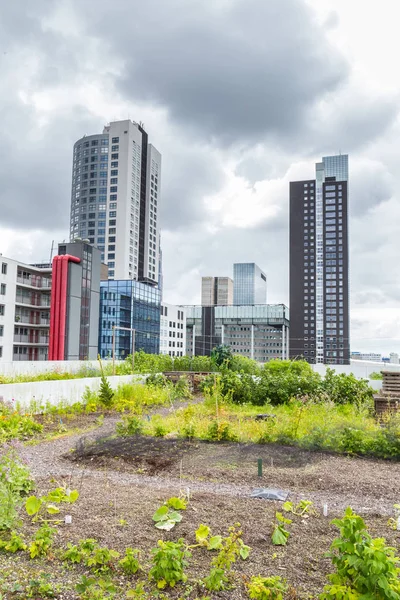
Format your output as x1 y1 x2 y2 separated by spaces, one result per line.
75 0 349 144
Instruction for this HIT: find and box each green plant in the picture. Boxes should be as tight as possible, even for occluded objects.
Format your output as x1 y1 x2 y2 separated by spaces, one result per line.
25 573 57 598
86 546 120 573
211 344 233 368
0 530 27 552
116 415 144 436
166 496 187 510
0 449 34 495
149 539 191 589
152 504 183 531
119 547 142 575
206 420 238 442
321 507 400 599
76 575 117 599
29 523 56 558
0 480 19 530
203 524 250 591
246 575 287 599
25 486 79 522
283 499 317 517
271 512 292 546
195 524 222 550
98 356 115 408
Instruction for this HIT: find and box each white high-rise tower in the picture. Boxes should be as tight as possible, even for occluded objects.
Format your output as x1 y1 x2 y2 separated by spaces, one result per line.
70 120 161 284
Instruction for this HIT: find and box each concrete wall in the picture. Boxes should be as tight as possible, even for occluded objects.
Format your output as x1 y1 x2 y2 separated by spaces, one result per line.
0 374 145 408
0 359 122 377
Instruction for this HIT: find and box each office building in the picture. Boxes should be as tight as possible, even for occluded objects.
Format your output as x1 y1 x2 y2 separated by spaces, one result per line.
49 241 101 361
201 277 233 306
70 119 161 284
289 154 349 365
233 263 267 305
185 304 289 362
0 256 52 362
99 280 161 360
160 304 186 357
351 352 382 362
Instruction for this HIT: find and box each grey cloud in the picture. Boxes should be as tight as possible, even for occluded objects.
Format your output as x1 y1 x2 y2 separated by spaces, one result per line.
160 146 226 230
74 0 348 144
0 100 99 230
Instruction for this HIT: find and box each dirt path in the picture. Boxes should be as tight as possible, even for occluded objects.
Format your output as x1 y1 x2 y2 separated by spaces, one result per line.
17 409 400 517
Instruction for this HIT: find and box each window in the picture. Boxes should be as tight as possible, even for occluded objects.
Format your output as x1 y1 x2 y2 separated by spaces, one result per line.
0 347 2 358
1 263 7 275
0 325 3 336
0 284 5 295
0 305 4 316
111 137 119 144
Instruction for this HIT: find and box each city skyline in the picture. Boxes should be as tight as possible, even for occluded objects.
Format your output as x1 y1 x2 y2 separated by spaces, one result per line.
1 0 400 354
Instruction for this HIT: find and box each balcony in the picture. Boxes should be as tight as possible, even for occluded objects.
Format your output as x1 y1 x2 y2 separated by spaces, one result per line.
15 294 51 308
14 334 49 345
16 276 51 290
15 315 50 327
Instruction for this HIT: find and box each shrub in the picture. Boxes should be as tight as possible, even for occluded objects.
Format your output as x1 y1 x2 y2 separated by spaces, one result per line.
321 507 400 599
321 369 374 406
206 420 238 442
116 415 144 437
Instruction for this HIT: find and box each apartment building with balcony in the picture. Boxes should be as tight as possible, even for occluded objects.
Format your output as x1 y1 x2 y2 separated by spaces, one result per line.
0 256 52 362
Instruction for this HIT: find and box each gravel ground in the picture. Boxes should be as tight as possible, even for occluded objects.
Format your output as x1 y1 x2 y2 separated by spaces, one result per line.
18 413 400 517
2 409 399 599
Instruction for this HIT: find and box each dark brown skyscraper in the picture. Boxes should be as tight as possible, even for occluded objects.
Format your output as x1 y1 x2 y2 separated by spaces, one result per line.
289 155 350 365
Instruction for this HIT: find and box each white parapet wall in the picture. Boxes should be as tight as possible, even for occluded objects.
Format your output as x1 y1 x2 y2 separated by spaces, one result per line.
0 374 146 409
312 359 398 380
0 360 123 378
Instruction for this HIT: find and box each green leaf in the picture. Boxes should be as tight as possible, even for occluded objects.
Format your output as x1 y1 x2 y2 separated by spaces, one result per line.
272 527 288 546
25 496 42 516
155 519 178 531
195 524 210 543
153 505 169 522
166 497 187 510
208 535 223 550
168 511 182 523
46 504 60 515
239 544 250 559
67 489 79 504
282 501 294 513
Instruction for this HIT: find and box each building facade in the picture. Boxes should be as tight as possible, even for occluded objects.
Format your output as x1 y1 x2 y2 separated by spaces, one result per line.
49 241 101 361
351 352 382 362
289 155 349 365
233 263 267 305
201 277 233 306
185 304 289 362
160 304 186 357
70 120 161 284
99 280 161 360
0 257 51 362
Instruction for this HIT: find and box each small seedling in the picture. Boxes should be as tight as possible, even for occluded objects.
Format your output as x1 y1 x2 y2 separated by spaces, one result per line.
271 512 292 546
283 499 317 517
246 575 287 600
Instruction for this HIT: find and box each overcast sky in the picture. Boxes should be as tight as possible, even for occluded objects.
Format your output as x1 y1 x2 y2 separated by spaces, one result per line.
1 0 399 354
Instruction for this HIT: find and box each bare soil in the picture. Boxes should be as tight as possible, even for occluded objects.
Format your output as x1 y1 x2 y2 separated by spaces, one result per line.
2 411 400 599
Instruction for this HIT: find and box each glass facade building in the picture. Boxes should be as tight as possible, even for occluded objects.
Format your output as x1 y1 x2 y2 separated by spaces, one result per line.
233 263 267 305
99 280 161 359
185 304 289 362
